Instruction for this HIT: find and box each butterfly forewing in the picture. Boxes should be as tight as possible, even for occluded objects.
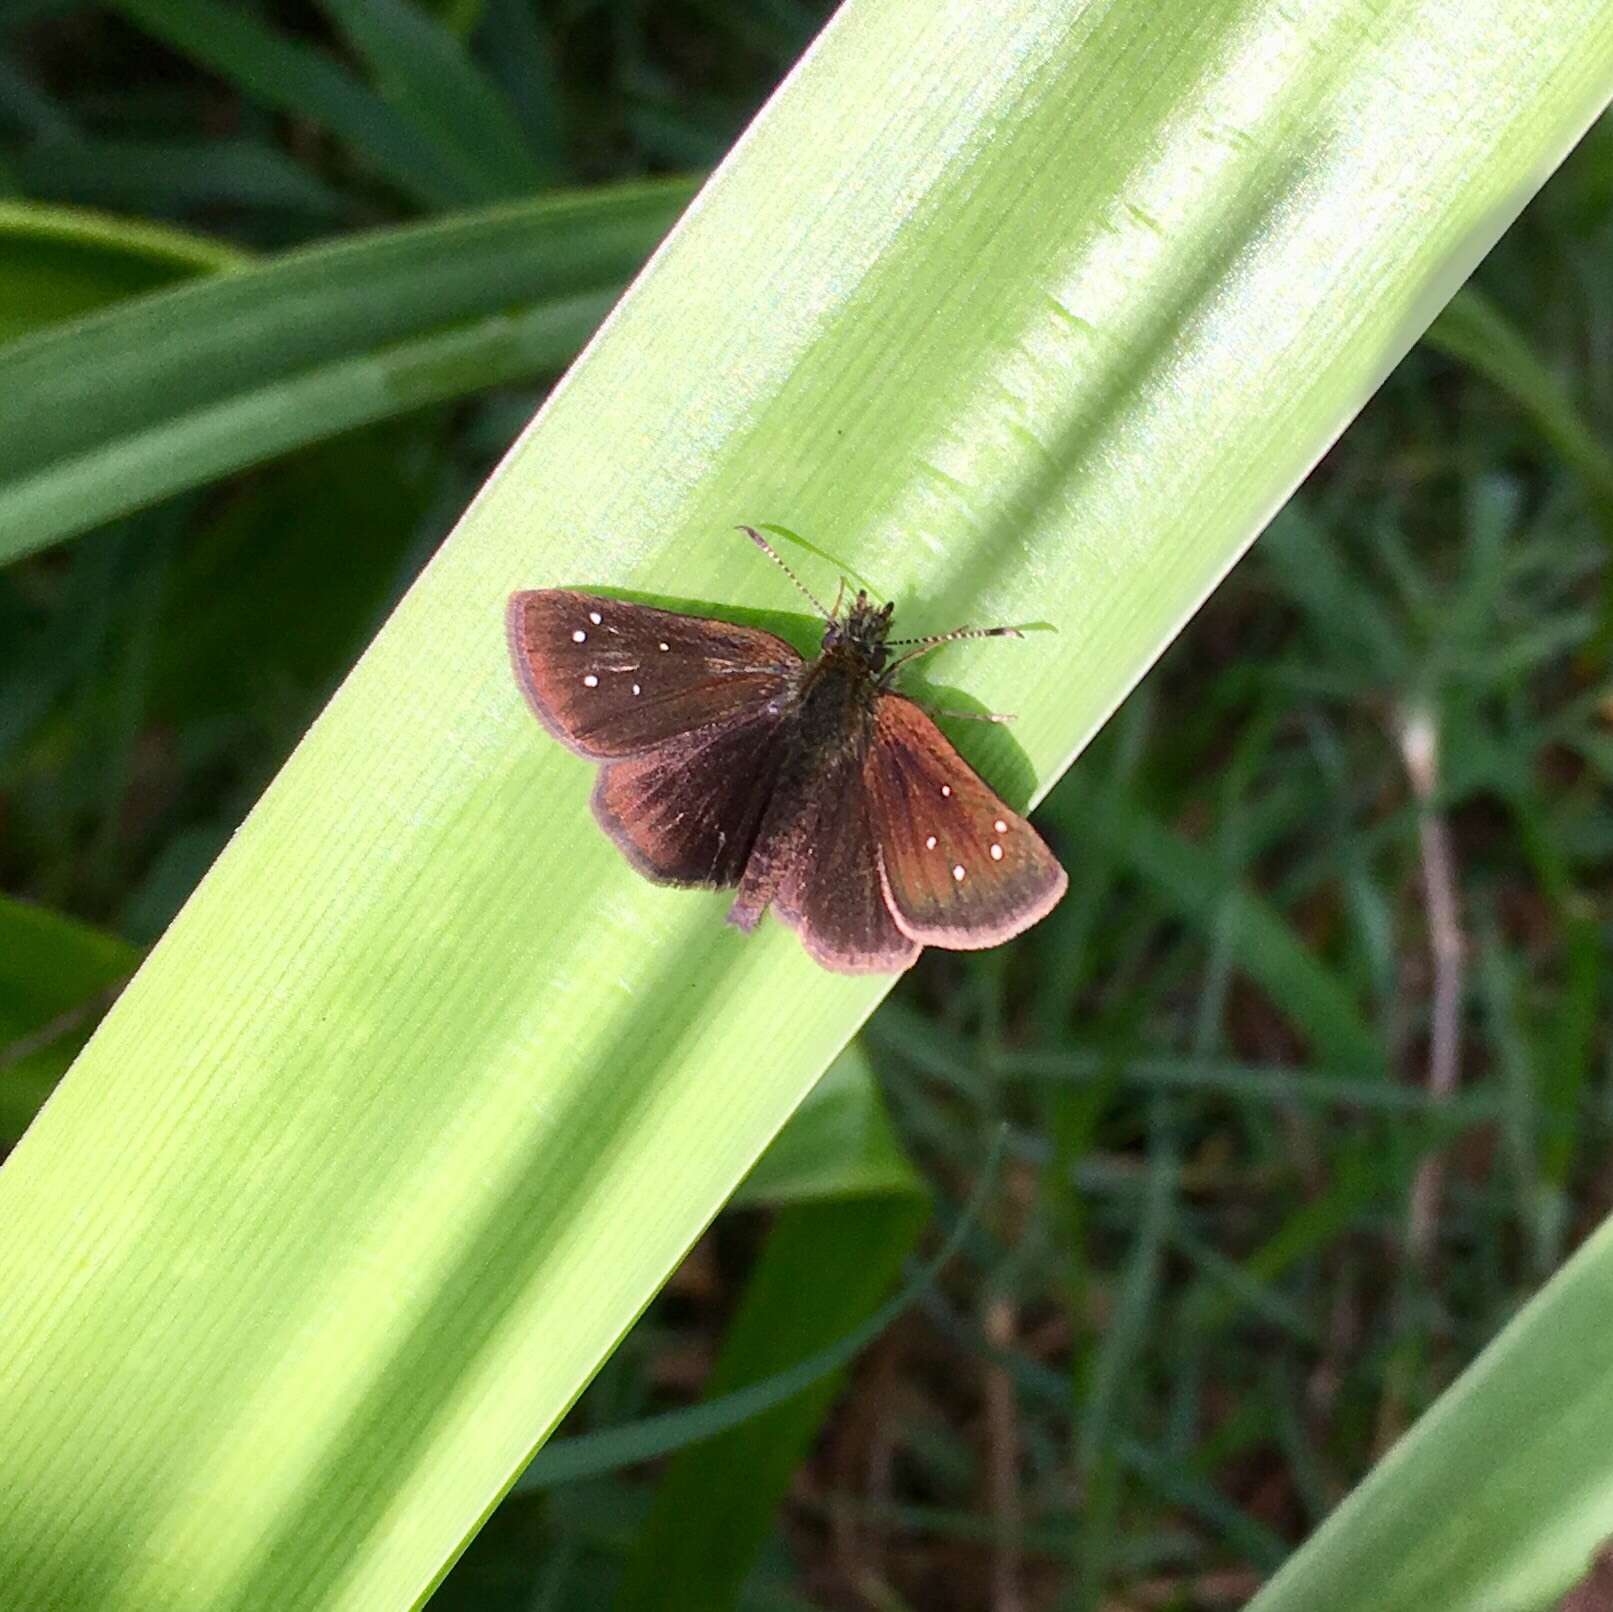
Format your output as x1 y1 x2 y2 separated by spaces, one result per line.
508 589 802 758
869 695 1067 947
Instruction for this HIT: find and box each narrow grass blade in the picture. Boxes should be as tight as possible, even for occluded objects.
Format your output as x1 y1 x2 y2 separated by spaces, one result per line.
110 0 496 207
14 136 348 222
1427 285 1613 658
1061 781 1384 1076
317 0 552 197
476 0 565 175
1427 288 1613 535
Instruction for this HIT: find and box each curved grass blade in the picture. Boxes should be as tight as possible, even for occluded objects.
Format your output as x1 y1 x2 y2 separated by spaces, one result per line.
0 53 78 141
517 1131 992 1488
0 178 694 564
0 201 243 340
0 896 136 1149
1427 288 1613 534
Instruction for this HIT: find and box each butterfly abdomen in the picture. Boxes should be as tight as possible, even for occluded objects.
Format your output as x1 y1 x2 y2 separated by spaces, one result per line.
727 649 878 933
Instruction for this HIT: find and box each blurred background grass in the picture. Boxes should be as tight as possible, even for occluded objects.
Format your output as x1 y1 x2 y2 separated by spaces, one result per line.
2 2 1611 1608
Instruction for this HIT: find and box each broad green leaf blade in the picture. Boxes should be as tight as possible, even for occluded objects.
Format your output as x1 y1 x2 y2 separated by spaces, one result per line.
1 6 1611 1612
0 179 693 565
1246 1216 1613 1612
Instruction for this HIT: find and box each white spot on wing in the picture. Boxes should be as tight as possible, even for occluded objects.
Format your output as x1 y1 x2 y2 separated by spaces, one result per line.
572 629 587 643
583 674 598 687
658 641 669 652
925 835 937 850
632 683 641 696
589 610 602 625
994 819 1007 833
990 844 1004 860
952 864 965 881
941 785 951 797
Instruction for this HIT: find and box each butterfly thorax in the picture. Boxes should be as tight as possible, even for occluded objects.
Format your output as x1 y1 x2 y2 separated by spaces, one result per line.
819 591 895 675
795 592 894 759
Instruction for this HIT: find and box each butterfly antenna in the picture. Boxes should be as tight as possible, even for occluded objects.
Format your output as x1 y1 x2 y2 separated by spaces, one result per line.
884 622 1023 676
738 525 836 619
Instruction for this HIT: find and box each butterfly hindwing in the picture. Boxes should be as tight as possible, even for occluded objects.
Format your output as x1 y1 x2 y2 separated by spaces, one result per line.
868 695 1067 947
507 589 803 759
768 745 921 973
592 705 794 887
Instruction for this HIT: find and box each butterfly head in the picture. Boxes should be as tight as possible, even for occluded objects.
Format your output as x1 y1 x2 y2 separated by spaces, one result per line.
822 589 895 672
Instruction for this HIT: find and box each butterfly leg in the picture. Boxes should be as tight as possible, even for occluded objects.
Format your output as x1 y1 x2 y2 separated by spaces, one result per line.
727 787 804 931
911 701 1015 725
727 876 771 932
